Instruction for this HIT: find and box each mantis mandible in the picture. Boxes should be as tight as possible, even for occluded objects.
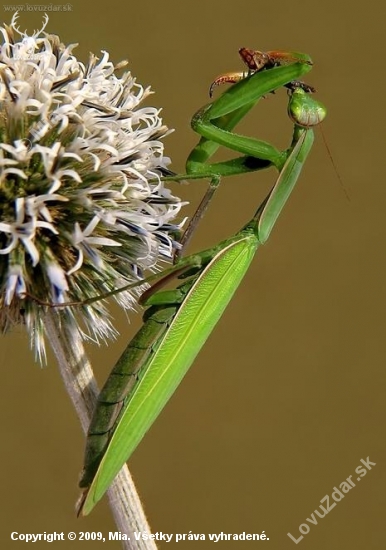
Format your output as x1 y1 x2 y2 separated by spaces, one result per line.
78 57 326 515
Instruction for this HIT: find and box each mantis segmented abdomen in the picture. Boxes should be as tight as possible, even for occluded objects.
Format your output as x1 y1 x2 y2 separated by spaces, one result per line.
80 284 192 489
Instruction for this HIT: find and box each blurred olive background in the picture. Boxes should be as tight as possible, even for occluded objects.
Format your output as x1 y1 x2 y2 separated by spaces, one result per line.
1 0 385 548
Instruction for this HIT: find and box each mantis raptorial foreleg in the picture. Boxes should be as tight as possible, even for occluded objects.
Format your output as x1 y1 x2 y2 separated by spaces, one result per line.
186 58 313 176
174 60 316 258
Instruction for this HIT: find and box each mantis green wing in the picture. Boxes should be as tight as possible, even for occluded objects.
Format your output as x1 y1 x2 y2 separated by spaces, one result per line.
80 233 258 514
78 125 315 514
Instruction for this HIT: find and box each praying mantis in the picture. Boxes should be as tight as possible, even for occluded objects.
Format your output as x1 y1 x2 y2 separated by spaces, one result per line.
78 52 327 515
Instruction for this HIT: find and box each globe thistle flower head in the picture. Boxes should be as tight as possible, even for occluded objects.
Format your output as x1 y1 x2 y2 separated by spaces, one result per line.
0 14 185 362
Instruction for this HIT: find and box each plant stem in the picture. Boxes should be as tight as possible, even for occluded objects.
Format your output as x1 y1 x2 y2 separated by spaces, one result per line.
44 309 157 550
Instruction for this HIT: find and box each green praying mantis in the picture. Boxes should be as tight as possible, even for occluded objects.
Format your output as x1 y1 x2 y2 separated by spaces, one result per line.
78 51 327 515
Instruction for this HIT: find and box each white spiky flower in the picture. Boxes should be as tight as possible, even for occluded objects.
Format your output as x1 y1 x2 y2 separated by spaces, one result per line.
0 14 185 362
